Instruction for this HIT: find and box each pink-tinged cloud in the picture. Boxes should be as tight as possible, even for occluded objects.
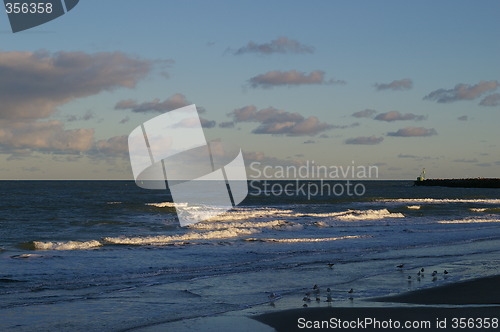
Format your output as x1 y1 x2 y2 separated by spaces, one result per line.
352 109 377 118
234 37 314 55
228 106 333 136
374 78 413 91
114 93 205 113
248 70 345 88
0 51 154 119
387 127 437 137
424 80 498 103
345 136 384 145
479 93 500 106
0 120 94 153
374 111 426 122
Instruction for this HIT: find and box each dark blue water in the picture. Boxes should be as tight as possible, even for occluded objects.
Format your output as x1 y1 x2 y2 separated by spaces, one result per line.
1 181 499 331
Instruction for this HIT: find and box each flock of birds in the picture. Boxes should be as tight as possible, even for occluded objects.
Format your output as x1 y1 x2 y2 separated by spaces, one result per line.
397 264 449 282
267 262 451 307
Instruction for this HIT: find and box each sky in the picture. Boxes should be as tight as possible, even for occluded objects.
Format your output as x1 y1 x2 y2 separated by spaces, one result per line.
1 0 499 180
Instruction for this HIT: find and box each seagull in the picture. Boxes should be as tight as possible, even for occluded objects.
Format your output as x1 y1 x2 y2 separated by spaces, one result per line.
421 268 425 273
407 276 412 279
444 270 449 274
327 263 335 268
431 271 437 277
348 288 354 294
397 264 404 269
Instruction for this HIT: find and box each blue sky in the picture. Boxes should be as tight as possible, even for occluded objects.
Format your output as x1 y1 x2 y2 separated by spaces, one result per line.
1 0 499 180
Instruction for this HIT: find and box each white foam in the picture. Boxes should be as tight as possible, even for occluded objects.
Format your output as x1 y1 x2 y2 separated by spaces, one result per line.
407 205 421 210
188 220 288 230
438 218 500 224
470 208 487 212
146 202 183 208
246 235 368 243
383 198 500 204
33 240 103 251
106 201 122 204
334 209 404 221
207 208 295 222
103 228 258 245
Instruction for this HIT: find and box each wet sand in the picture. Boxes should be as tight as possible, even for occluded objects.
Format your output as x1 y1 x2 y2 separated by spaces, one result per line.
253 275 500 331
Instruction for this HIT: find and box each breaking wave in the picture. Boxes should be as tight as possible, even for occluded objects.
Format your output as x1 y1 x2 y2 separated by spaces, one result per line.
382 198 500 204
245 235 369 243
32 240 103 251
103 228 258 245
188 220 289 230
438 217 500 224
332 209 404 221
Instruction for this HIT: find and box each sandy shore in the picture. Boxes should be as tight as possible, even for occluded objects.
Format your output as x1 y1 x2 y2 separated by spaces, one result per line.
372 274 500 305
132 275 499 331
253 275 500 331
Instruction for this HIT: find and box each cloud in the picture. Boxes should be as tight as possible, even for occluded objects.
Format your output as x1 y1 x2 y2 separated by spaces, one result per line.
233 37 314 55
479 93 500 106
0 50 154 120
387 127 437 137
374 78 413 91
453 158 478 163
115 93 204 113
219 121 235 128
374 111 426 122
228 105 333 136
248 70 345 88
200 117 216 128
424 80 498 103
93 135 128 157
345 136 384 145
352 109 377 118
0 120 94 154
397 154 437 160
66 110 95 122
457 115 468 121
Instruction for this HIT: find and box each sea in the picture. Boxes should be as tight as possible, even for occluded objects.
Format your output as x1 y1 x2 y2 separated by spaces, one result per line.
1 180 499 331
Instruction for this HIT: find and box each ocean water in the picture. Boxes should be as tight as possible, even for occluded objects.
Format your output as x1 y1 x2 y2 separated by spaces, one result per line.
1 180 499 331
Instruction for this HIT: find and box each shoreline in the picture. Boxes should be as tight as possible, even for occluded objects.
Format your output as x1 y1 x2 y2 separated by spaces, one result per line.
253 275 500 331
130 274 500 331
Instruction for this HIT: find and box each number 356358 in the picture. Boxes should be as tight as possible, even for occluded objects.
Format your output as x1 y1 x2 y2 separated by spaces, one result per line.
5 2 54 14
